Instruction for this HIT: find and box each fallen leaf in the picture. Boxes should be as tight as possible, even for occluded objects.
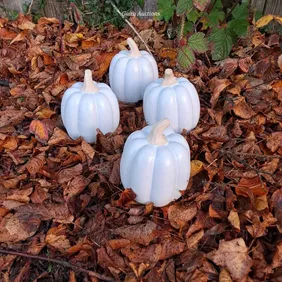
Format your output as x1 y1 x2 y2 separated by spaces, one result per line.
208 238 253 281
233 97 256 119
29 120 49 142
208 78 231 108
113 221 156 246
64 175 90 199
35 107 55 119
219 268 232 282
25 152 46 174
190 160 204 177
81 140 95 159
48 127 73 145
202 126 229 142
256 15 274 28
228 209 240 230
112 188 136 207
168 202 197 229
235 176 268 197
121 239 185 263
266 132 282 152
46 225 71 252
57 164 83 184
0 213 41 243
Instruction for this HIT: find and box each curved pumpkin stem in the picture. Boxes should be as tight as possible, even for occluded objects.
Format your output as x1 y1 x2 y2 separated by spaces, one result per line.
147 119 170 145
127 37 141 57
82 69 99 93
162 69 178 86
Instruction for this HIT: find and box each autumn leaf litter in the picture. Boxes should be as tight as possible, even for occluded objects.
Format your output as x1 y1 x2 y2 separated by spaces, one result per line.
0 14 282 282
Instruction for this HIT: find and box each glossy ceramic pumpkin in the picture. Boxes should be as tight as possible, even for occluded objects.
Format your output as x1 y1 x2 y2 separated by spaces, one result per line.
109 37 158 103
143 69 200 133
61 69 120 143
120 119 190 207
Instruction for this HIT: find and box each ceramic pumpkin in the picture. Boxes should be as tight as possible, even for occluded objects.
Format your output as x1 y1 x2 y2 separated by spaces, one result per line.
109 37 158 103
143 69 200 133
61 69 120 143
120 119 190 207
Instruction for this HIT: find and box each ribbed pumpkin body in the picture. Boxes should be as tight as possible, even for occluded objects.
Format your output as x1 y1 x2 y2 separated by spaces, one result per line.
109 49 158 103
61 81 120 143
120 125 190 207
143 76 200 133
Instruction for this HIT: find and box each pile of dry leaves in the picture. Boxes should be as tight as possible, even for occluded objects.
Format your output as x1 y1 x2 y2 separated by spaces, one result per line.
0 14 282 282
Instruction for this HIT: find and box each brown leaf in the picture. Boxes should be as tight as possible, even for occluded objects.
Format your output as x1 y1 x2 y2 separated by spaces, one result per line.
6 187 33 203
121 239 185 263
168 202 197 229
64 175 90 199
271 189 282 233
233 97 256 119
113 220 156 246
202 126 229 142
0 213 41 243
109 158 121 185
29 120 49 142
277 54 282 72
208 238 252 281
46 225 71 252
190 160 204 177
69 270 77 282
57 164 83 184
25 152 46 174
235 176 268 197
0 136 18 150
48 127 73 145
35 107 56 119
228 209 240 230
190 269 208 282
0 109 26 128
208 78 231 108
186 229 204 249
266 132 282 153
219 268 232 282
81 140 95 159
193 0 210 11
112 188 136 207
108 238 131 249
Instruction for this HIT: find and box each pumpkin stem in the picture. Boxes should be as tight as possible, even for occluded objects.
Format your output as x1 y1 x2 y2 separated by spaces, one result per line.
162 69 178 86
82 69 99 93
147 119 170 145
127 37 141 57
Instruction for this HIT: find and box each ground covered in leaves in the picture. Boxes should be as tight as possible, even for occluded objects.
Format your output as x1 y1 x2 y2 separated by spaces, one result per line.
0 14 282 282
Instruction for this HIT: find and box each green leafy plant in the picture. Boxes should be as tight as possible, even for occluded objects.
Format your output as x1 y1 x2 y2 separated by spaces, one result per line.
157 0 260 69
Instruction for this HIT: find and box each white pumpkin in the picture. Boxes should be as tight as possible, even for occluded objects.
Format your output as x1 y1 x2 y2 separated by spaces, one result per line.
61 69 120 143
109 37 158 103
143 69 200 133
120 119 190 207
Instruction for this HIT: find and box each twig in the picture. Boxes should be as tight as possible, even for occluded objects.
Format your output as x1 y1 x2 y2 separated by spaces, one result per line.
109 0 152 55
0 249 114 281
27 0 34 15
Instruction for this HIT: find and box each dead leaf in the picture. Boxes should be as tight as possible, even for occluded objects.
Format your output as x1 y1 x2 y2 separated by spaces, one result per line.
228 209 240 230
233 97 256 119
121 239 185 263
25 152 46 174
266 132 282 152
48 127 73 145
219 268 232 282
202 126 229 142
64 175 90 199
81 140 95 159
113 221 156 246
168 202 197 229
46 224 71 252
112 188 136 207
235 176 268 197
208 78 231 108
208 238 253 281
35 107 55 119
29 120 49 143
0 213 41 243
190 160 204 177
57 164 83 184
256 14 274 28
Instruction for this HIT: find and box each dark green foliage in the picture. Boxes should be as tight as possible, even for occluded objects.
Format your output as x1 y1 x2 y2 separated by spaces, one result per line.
157 0 261 68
